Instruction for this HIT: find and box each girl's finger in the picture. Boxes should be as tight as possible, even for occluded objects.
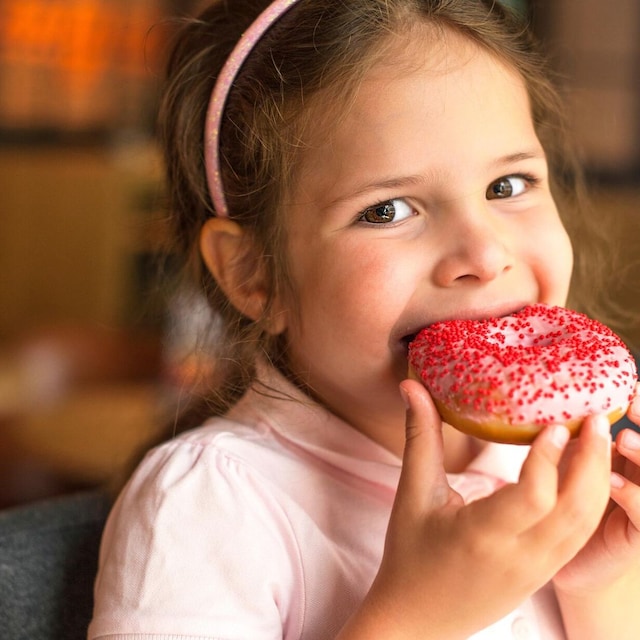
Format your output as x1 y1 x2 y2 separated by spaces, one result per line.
627 382 640 425
609 472 640 539
464 423 570 535
616 427 640 466
524 414 611 553
612 427 640 535
395 379 460 514
556 414 612 500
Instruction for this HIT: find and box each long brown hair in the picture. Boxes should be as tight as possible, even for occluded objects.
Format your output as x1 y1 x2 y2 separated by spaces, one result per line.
157 0 612 429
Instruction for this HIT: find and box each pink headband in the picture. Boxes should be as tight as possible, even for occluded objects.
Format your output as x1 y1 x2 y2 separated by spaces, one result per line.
204 0 301 217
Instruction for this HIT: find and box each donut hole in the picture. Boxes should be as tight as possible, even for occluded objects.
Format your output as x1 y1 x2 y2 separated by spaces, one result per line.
490 325 563 350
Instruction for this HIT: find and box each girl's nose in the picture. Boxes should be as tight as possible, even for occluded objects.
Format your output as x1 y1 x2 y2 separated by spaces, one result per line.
432 209 514 287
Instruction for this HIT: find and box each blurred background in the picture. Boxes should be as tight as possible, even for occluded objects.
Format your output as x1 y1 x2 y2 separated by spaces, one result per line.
0 0 638 508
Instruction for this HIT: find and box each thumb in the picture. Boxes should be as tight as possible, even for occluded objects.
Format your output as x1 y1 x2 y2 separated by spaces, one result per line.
396 379 457 513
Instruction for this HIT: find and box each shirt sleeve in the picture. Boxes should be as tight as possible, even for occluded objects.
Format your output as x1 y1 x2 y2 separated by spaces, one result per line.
88 435 303 640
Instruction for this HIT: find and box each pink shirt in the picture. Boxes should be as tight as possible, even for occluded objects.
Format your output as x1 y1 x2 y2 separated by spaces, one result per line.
89 367 566 639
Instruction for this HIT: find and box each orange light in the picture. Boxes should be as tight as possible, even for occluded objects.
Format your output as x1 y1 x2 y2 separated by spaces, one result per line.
0 0 159 78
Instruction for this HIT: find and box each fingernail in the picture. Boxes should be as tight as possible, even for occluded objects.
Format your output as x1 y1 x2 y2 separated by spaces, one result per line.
550 424 570 448
610 472 625 489
399 385 410 410
620 427 640 451
593 415 612 441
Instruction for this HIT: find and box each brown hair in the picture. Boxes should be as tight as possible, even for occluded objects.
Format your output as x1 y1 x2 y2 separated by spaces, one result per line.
157 0 613 428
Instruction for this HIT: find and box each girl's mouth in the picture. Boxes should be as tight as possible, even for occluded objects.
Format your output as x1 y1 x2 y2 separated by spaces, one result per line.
401 332 419 354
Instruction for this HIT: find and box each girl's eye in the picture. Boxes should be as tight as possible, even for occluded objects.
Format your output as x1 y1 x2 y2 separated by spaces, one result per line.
359 198 414 224
486 175 531 200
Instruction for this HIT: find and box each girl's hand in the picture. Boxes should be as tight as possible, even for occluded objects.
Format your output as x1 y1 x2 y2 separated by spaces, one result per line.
344 379 612 640
553 383 640 595
550 383 640 640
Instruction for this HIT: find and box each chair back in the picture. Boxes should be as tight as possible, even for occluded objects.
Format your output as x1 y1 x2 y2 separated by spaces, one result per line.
0 491 110 640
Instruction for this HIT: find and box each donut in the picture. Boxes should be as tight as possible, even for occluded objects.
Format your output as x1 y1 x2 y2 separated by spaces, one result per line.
407 304 637 444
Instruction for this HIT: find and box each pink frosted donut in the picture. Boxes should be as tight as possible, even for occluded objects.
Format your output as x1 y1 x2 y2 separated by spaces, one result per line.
408 304 637 444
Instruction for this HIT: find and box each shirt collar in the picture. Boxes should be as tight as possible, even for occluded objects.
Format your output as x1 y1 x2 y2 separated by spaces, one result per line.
227 363 528 492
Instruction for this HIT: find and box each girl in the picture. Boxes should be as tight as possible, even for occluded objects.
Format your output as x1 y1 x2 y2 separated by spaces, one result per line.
89 1 640 638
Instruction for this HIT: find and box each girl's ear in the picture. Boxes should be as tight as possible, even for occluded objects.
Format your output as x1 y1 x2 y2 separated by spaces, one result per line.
199 217 287 335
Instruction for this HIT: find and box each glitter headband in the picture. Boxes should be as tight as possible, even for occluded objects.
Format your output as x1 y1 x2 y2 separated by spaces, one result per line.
204 0 301 218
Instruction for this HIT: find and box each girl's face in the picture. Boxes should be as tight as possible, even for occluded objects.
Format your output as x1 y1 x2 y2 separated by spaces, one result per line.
278 29 573 455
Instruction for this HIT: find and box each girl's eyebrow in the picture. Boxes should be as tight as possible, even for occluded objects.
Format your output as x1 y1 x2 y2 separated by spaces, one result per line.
326 175 428 209
491 150 546 168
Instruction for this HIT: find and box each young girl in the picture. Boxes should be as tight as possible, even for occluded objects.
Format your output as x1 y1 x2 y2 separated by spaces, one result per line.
89 0 640 638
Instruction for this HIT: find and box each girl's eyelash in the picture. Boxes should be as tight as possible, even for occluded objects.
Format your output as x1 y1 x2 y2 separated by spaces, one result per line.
515 172 541 187
517 172 539 184
496 172 539 186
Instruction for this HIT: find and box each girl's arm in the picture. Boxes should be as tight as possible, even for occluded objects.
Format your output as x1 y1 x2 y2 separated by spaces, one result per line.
554 385 640 640
336 380 613 639
557 574 640 640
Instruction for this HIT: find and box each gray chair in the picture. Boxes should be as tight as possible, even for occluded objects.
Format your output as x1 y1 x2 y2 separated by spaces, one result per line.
0 490 110 640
